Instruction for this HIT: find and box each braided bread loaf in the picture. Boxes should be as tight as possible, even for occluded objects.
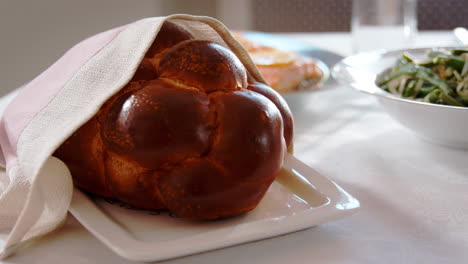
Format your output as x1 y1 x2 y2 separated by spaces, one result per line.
54 22 293 220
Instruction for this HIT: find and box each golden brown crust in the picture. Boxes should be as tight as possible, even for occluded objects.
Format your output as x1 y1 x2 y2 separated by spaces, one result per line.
101 80 213 168
54 21 293 220
159 40 247 92
144 21 193 59
54 116 110 197
247 82 294 148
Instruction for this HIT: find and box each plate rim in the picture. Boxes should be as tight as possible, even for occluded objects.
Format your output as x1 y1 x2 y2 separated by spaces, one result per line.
69 154 359 262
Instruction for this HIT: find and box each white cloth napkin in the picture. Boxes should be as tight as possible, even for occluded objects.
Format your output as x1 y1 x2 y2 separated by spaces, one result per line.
0 14 265 259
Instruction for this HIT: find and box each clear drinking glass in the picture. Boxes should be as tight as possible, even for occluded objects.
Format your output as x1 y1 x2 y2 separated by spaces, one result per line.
351 0 417 53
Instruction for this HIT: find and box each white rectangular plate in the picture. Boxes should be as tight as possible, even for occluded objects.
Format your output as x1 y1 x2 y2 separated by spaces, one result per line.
69 154 359 262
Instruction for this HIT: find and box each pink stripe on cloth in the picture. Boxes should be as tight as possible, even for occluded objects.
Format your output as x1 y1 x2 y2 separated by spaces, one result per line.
0 25 127 168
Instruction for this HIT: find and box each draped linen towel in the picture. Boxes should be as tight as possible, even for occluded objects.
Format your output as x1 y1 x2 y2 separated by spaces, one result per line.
0 14 266 258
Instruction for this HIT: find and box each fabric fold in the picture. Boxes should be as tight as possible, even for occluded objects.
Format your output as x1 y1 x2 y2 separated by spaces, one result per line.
0 15 265 258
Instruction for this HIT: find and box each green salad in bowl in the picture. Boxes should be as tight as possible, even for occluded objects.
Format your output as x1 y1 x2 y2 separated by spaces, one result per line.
333 46 468 149
376 48 468 107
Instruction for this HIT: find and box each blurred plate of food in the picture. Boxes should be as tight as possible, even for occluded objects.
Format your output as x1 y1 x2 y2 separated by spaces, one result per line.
233 31 340 93
333 46 468 148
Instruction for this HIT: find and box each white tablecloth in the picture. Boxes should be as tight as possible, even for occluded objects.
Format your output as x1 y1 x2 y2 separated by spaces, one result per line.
4 31 468 264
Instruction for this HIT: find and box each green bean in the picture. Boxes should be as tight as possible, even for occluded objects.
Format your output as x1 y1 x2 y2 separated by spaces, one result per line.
403 79 416 97
452 49 468 56
446 59 465 72
376 64 418 86
428 50 465 72
414 66 450 93
440 93 463 106
396 52 414 66
401 52 414 63
424 89 442 104
418 60 435 68
418 85 436 97
423 88 462 106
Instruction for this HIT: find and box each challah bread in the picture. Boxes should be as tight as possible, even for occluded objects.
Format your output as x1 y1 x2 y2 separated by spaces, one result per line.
54 21 293 220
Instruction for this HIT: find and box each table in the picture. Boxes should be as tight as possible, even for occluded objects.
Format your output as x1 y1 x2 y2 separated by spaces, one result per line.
5 31 468 264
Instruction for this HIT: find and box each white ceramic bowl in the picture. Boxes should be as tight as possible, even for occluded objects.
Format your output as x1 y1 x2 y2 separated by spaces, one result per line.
332 47 468 149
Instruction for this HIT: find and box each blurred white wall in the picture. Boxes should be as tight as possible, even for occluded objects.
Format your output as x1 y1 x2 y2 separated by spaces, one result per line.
0 0 247 96
217 0 252 31
0 0 163 95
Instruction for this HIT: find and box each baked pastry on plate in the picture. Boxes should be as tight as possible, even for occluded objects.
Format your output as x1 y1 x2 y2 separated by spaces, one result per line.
233 32 324 93
54 22 294 221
